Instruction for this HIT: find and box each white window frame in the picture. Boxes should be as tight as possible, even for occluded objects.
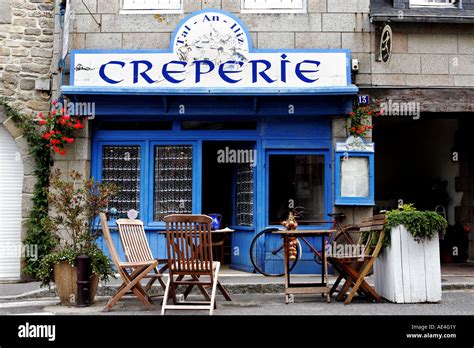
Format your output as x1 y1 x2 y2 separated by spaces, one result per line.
241 0 307 13
409 0 458 8
120 0 183 14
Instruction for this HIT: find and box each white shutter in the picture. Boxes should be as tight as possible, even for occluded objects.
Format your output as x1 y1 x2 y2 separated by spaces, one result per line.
243 0 305 10
0 125 23 280
122 0 182 10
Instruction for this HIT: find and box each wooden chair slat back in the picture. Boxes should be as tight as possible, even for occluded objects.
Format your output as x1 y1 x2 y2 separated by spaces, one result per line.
164 214 214 275
365 213 387 256
116 219 153 263
99 213 126 278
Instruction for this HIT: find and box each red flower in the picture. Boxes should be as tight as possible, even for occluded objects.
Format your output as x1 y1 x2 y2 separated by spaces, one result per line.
351 127 356 131
59 150 66 155
67 122 72 127
52 146 59 153
39 120 47 125
38 113 44 119
43 133 51 140
67 138 74 143
51 109 57 116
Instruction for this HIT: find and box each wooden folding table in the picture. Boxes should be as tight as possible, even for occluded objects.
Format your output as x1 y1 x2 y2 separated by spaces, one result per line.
273 229 336 304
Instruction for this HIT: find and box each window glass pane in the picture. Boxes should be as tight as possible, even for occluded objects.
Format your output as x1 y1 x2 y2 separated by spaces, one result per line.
269 154 325 224
340 157 369 197
154 145 193 221
235 163 254 226
102 146 141 217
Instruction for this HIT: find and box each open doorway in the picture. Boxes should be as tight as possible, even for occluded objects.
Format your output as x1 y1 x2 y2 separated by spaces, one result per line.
373 115 470 263
202 141 256 264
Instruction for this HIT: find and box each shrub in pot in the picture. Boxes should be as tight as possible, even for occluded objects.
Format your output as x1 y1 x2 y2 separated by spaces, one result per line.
373 204 448 303
37 170 117 306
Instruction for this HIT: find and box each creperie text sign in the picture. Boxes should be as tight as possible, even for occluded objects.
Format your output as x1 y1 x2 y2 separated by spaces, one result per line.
71 10 350 89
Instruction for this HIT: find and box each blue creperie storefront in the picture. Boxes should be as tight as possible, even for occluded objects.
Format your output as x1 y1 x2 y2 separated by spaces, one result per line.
62 9 373 274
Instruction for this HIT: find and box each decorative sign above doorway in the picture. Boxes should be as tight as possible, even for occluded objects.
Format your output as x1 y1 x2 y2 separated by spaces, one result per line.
69 9 354 92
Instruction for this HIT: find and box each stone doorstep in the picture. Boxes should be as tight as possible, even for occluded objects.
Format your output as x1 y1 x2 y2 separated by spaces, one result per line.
1 277 473 302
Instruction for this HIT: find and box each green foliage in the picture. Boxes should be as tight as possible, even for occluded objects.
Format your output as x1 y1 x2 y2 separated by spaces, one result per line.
37 244 113 287
385 205 448 242
362 204 448 250
36 170 118 286
0 98 56 277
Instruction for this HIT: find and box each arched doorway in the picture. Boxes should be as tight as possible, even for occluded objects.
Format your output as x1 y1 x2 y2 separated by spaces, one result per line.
0 125 24 280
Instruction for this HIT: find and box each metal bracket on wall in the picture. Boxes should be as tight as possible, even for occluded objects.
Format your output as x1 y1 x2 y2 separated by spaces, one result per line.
81 0 101 27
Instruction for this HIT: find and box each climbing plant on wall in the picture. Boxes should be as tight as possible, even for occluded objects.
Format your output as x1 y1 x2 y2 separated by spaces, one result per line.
0 98 57 278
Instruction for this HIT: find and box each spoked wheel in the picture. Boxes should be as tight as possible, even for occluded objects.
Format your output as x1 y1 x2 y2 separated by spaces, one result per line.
250 228 300 277
313 225 361 265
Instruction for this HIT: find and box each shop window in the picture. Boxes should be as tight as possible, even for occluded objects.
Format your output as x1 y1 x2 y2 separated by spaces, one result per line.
242 0 307 13
409 0 458 7
235 163 254 226
101 146 141 217
154 145 193 221
121 0 182 13
268 154 325 224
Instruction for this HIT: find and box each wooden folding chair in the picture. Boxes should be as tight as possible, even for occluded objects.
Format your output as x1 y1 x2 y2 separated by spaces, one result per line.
161 214 224 315
328 213 386 305
99 213 158 312
115 218 168 293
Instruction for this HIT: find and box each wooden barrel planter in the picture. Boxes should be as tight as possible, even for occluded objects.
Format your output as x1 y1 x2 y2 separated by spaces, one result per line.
54 261 99 306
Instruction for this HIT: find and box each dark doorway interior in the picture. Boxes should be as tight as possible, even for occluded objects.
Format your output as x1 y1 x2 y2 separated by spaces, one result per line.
202 141 255 264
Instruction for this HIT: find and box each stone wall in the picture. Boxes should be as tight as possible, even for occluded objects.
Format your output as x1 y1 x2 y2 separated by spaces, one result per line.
0 0 55 115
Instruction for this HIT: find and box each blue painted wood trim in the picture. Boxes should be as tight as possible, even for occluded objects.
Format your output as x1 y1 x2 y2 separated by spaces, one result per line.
334 151 375 206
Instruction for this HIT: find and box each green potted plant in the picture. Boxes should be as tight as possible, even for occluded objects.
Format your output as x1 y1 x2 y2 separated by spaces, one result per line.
373 204 448 303
37 169 117 306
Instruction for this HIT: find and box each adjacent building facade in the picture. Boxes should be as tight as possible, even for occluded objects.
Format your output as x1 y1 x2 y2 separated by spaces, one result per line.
0 0 55 280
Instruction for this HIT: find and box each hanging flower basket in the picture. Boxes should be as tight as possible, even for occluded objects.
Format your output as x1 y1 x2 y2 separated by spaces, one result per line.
38 100 85 156
347 104 382 138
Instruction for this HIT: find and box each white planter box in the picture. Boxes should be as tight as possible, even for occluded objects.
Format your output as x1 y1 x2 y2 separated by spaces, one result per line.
374 225 442 303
